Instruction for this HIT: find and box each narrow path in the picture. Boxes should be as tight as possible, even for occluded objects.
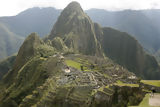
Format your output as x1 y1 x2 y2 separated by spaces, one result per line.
149 93 160 107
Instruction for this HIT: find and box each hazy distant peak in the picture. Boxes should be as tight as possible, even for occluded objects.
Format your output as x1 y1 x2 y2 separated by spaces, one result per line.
62 1 84 15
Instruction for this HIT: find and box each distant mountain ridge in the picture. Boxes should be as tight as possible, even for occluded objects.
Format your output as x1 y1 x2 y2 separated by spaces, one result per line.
0 23 24 60
0 7 61 37
0 7 60 60
1 7 160 62
0 7 160 60
86 9 160 62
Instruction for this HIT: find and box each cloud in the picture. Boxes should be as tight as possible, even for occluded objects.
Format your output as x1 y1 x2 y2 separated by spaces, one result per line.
0 0 160 16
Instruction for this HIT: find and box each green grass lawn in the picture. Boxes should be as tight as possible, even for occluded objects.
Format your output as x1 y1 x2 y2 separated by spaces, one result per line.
138 94 150 107
141 80 160 87
115 80 139 87
65 59 96 71
65 60 82 70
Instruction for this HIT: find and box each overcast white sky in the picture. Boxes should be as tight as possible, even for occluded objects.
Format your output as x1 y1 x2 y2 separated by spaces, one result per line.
0 0 160 16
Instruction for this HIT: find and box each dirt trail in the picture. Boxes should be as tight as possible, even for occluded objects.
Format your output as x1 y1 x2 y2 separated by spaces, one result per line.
149 93 160 107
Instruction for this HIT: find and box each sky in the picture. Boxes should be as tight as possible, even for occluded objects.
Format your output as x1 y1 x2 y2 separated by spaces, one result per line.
0 0 160 16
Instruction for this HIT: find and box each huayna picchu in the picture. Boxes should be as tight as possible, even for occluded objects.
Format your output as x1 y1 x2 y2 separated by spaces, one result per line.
0 1 160 107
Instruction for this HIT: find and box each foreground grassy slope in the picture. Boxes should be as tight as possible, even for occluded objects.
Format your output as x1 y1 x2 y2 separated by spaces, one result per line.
129 94 150 107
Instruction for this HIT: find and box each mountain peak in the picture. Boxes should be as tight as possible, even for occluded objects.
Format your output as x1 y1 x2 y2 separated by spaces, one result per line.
13 32 42 70
60 1 84 17
67 1 81 7
49 2 101 55
66 1 82 11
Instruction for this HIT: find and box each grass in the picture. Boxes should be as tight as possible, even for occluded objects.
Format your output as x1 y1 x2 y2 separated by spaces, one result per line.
105 85 114 92
138 94 150 107
103 73 111 78
142 89 152 93
25 95 33 99
96 86 113 96
40 57 47 60
65 59 94 71
141 80 160 87
65 60 82 70
115 80 139 87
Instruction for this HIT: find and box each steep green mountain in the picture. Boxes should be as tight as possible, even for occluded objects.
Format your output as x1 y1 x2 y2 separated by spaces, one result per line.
94 23 159 79
49 2 102 56
3 33 55 85
0 23 24 60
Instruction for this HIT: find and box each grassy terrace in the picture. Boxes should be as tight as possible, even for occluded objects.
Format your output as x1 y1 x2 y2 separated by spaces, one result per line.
141 80 160 87
93 86 113 96
115 80 139 87
65 59 98 71
65 59 82 70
